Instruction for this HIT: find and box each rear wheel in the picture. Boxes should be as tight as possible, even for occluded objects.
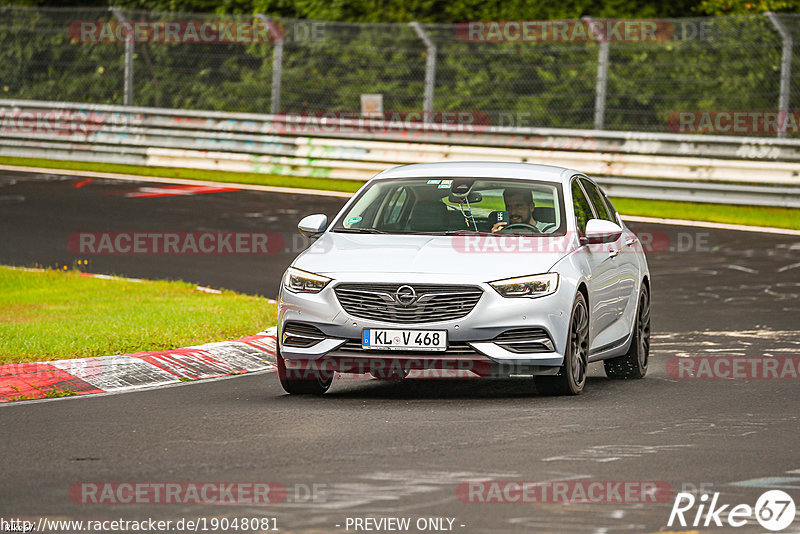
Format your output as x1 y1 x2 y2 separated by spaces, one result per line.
604 285 650 379
276 349 334 395
535 292 589 396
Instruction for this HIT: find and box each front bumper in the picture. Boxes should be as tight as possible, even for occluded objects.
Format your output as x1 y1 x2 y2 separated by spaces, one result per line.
278 273 573 370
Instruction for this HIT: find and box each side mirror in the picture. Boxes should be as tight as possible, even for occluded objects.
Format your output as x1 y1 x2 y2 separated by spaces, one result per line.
584 218 622 244
298 214 328 238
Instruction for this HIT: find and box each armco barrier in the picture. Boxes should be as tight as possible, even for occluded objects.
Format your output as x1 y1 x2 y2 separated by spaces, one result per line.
1 99 800 207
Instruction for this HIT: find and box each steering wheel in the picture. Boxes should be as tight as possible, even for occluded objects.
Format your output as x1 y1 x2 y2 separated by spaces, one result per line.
498 222 541 233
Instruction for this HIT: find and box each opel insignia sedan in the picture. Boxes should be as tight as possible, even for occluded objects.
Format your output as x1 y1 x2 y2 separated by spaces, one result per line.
276 162 651 396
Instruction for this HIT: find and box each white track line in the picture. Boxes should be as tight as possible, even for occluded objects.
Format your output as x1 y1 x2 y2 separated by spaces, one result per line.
621 215 800 236
0 164 354 198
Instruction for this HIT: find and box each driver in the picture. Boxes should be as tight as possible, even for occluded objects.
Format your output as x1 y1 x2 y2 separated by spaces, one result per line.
491 188 551 232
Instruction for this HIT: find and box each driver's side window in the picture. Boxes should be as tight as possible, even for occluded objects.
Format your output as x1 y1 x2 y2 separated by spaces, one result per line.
571 179 594 235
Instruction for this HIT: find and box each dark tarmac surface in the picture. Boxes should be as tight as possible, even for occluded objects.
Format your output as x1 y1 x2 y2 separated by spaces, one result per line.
1 170 799 533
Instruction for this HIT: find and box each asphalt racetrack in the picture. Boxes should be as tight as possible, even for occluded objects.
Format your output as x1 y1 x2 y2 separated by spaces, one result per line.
1 170 799 533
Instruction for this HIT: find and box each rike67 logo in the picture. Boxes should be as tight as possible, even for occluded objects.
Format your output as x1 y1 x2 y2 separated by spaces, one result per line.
668 490 796 531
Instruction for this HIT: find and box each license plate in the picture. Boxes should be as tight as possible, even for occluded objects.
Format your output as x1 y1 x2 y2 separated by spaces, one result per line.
362 329 447 351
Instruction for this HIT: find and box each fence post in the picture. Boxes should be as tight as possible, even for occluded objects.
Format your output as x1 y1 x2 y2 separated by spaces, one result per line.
584 18 609 130
594 40 609 130
110 7 134 106
766 12 792 139
258 15 283 114
409 22 436 122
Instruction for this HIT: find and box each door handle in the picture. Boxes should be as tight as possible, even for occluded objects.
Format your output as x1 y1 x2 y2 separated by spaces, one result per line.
609 248 620 258
625 238 637 247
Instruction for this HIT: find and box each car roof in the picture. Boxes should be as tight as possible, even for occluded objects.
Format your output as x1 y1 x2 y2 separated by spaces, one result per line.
372 162 582 183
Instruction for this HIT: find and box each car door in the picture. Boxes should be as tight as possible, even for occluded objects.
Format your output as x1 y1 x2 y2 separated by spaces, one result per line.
571 177 616 349
579 177 639 351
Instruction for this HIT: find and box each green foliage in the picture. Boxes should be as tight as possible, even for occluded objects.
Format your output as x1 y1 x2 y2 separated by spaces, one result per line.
0 6 797 134
698 0 800 15
6 0 798 19
0 7 125 104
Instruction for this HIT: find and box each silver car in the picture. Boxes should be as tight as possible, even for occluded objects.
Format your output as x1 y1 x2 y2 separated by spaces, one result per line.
277 162 651 396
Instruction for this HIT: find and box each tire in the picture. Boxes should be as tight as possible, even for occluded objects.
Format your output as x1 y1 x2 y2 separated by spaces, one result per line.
276 349 334 395
604 285 650 379
535 292 589 396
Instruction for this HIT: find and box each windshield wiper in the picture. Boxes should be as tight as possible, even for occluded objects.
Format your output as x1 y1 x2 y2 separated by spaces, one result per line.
395 230 490 236
440 230 491 236
333 228 387 234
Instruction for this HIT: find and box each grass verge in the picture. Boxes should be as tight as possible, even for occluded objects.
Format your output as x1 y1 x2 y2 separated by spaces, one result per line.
1 156 798 229
611 198 800 230
0 156 365 193
0 266 276 364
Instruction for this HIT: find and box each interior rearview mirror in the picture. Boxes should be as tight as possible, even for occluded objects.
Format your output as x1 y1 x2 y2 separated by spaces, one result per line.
448 191 483 204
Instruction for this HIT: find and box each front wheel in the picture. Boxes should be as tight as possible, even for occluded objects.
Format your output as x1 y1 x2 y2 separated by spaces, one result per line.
276 351 334 395
535 292 589 396
604 285 650 379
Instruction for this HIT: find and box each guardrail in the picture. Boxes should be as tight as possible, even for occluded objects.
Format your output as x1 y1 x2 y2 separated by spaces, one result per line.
1 99 800 207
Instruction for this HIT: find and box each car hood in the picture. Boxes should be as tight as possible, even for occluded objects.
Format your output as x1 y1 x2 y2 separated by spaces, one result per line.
293 232 576 281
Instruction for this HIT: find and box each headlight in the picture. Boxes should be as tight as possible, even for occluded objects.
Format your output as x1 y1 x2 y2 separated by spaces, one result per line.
283 267 331 294
489 273 559 298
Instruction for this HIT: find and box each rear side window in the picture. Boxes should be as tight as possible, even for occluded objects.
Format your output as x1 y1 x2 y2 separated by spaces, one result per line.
380 187 409 226
571 179 594 235
598 188 620 224
580 178 614 223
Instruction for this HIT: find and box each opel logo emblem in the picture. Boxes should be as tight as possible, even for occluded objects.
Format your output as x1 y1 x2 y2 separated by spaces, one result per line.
395 285 417 306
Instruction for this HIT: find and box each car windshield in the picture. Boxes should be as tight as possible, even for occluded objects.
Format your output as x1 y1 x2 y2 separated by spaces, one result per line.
332 177 566 236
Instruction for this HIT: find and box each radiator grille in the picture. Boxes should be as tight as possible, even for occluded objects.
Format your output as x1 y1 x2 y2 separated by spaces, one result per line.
334 283 482 324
